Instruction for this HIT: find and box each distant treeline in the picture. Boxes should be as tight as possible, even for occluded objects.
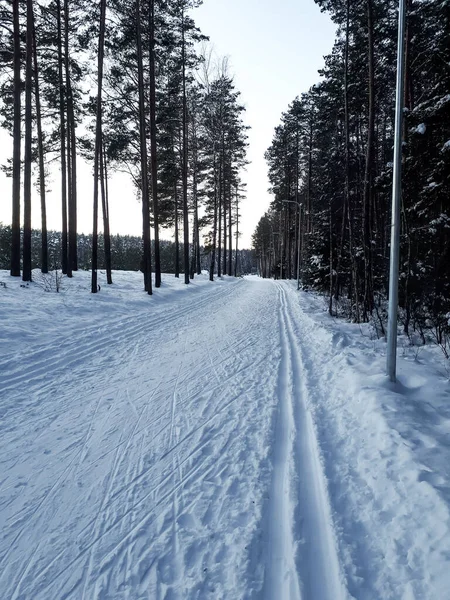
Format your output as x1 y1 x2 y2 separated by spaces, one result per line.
0 224 257 275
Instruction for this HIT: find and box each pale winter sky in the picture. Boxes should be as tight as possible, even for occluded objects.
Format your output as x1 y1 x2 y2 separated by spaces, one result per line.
0 0 335 249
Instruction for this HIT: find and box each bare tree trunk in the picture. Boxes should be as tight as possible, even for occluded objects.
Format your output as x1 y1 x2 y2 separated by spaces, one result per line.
334 0 350 301
31 5 48 273
23 0 33 282
149 0 161 287
234 185 239 277
64 0 76 275
287 201 292 279
192 119 201 275
174 179 180 278
66 102 73 277
228 182 232 276
402 0 413 332
100 137 112 284
294 117 300 277
68 101 77 270
181 8 189 284
404 0 414 117
363 0 375 319
223 173 227 276
210 151 218 281
56 0 69 275
217 155 222 277
11 0 21 277
328 201 334 315
91 0 107 293
136 0 152 294
190 140 199 279
307 116 313 235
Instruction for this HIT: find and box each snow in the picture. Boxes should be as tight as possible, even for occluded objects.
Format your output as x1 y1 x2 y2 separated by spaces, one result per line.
415 123 426 135
289 285 450 599
1 270 450 599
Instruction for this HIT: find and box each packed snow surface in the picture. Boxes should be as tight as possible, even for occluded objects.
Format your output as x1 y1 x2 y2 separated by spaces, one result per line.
1 270 450 599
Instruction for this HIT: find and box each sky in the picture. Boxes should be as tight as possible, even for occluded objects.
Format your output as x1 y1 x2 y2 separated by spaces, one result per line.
0 0 335 249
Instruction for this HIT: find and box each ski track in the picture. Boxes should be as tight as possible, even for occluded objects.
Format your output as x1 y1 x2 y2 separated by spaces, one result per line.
277 284 346 600
261 284 345 600
0 277 350 599
262 286 301 600
0 280 240 401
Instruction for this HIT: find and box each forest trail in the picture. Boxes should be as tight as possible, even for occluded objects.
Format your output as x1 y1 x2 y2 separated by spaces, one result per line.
1 277 346 599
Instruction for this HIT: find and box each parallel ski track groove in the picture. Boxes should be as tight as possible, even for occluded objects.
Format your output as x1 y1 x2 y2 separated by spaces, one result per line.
278 283 346 600
262 285 301 600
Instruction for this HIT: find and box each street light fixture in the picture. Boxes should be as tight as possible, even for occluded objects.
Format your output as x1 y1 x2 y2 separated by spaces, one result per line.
386 0 406 382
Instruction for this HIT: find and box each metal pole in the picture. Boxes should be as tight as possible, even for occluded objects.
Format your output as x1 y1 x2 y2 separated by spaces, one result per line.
387 0 406 382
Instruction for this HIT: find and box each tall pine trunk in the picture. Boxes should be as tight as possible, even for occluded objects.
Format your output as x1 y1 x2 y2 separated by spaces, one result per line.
223 176 227 276
189 219 196 279
23 0 33 282
307 116 313 236
402 0 413 333
64 0 77 274
192 111 201 276
100 137 112 284
149 0 161 287
234 186 239 277
217 158 222 278
32 5 48 273
210 151 218 281
228 183 232 276
66 101 73 277
181 8 189 284
174 179 180 278
363 0 375 319
191 119 201 276
68 103 77 270
189 128 198 280
136 0 152 294
11 0 21 277
56 0 69 275
91 0 107 293
334 0 350 301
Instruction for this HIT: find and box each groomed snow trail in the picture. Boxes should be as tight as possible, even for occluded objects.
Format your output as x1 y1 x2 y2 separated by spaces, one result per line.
268 284 345 600
1 275 346 599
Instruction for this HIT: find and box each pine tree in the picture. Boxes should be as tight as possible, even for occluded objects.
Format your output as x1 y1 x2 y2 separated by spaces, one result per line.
91 0 107 294
22 0 33 282
11 0 21 277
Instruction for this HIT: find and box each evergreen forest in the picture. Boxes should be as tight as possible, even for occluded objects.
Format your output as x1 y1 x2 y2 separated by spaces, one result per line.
0 0 249 292
253 0 449 350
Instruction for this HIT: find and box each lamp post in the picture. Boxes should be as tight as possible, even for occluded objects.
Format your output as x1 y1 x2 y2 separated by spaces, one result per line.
386 0 406 382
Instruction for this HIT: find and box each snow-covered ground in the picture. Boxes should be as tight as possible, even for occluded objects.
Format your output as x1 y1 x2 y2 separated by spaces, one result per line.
1 270 449 599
